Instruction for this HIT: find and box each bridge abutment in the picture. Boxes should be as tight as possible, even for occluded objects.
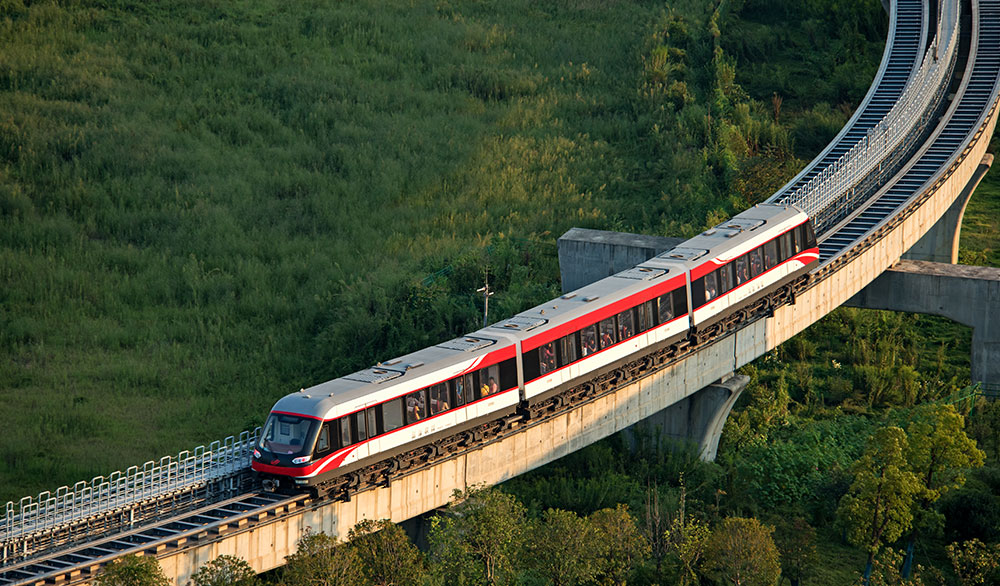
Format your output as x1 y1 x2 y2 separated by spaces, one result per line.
903 154 993 263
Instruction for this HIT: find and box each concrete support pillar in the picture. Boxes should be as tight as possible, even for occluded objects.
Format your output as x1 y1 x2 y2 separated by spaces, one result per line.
845 260 1000 395
903 154 993 263
557 228 683 293
626 375 750 461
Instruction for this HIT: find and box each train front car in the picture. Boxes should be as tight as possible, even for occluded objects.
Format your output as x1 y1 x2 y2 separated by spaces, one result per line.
251 335 521 493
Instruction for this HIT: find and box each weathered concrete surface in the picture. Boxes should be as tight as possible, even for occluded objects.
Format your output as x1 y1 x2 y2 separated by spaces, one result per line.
628 374 750 461
904 154 993 263
846 260 1000 393
557 228 684 293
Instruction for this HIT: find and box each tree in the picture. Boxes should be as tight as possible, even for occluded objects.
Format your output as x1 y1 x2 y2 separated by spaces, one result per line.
589 504 650 586
663 487 710 586
837 426 922 585
189 555 258 586
702 517 781 586
772 517 816 586
524 508 598 586
347 519 425 586
427 485 526 586
95 555 170 586
901 405 985 576
946 539 1000 586
281 529 362 586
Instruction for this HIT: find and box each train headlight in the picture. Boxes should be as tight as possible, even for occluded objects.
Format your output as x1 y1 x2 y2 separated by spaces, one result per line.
292 456 312 464
253 449 261 459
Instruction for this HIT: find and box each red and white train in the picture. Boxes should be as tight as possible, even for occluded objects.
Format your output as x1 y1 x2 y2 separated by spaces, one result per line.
251 203 819 490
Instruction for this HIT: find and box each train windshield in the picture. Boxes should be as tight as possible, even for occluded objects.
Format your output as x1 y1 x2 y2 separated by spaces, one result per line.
259 413 317 456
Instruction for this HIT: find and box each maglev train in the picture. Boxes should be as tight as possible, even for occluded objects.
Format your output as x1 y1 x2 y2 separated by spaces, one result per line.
251 203 819 491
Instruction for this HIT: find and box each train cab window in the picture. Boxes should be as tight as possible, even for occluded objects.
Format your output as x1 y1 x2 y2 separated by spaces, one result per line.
735 256 749 285
704 272 719 302
599 318 617 349
429 383 449 415
479 364 500 396
657 293 674 323
617 309 635 340
779 232 792 261
352 411 368 442
539 342 557 375
637 300 654 331
381 398 405 433
339 417 352 449
260 413 316 456
717 265 733 295
367 407 379 437
581 324 598 356
763 240 778 270
748 248 764 278
316 424 331 455
405 390 427 424
559 333 578 365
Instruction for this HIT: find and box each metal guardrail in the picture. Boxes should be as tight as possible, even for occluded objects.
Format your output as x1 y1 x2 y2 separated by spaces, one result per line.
1 429 259 566
771 0 961 233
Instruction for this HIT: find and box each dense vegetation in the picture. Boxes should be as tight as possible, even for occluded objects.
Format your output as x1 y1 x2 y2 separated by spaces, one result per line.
3 0 999 582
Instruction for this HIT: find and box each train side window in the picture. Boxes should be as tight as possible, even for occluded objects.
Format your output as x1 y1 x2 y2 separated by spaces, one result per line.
559 333 578 365
734 255 749 285
748 248 764 277
367 407 379 437
581 324 598 356
523 348 542 382
352 411 367 442
658 293 674 323
763 240 778 269
803 221 817 248
539 342 557 375
717 265 732 295
637 301 653 331
673 288 688 315
779 232 792 261
617 309 635 340
791 228 802 255
405 390 426 424
599 318 617 349
704 272 719 302
339 416 352 449
316 424 331 455
479 364 500 396
429 383 449 415
381 398 404 433
500 358 517 390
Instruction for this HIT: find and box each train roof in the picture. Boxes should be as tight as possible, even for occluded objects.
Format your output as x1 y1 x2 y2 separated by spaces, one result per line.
270 203 809 421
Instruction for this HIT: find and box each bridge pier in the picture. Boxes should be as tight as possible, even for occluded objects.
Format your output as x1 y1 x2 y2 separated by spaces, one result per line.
845 260 1000 395
903 154 993 263
626 374 750 461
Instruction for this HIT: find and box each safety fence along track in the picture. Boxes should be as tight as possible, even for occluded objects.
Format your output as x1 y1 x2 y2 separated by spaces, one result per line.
1 431 260 567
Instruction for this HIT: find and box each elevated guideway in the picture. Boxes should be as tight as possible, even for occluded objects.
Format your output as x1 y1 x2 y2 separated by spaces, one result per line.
3 1 999 584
